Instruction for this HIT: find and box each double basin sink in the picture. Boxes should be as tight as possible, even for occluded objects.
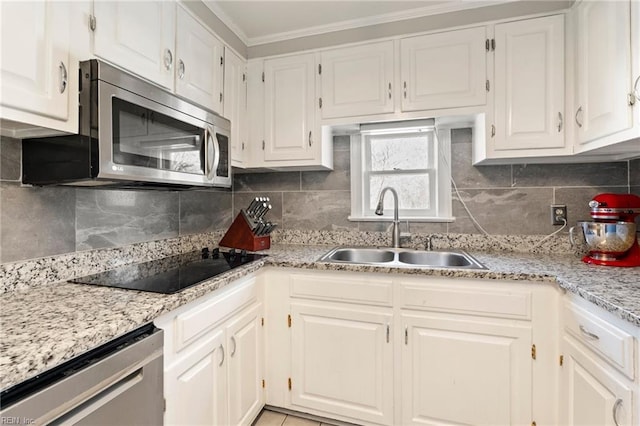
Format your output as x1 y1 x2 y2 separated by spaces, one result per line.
319 247 487 270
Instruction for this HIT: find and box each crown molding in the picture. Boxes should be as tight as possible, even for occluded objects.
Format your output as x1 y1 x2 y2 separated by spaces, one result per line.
205 1 517 47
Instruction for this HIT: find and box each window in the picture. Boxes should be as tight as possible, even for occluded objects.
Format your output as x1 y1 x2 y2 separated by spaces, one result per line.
350 120 452 221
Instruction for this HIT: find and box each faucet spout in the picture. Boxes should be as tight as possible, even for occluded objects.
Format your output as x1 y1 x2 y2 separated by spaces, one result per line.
375 187 401 248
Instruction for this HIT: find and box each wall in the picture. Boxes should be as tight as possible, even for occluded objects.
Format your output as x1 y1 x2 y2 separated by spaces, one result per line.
0 136 232 264
1 132 638 264
233 129 640 236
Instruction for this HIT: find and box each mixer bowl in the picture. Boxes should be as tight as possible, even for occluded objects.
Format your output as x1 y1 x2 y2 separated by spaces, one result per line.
578 221 637 257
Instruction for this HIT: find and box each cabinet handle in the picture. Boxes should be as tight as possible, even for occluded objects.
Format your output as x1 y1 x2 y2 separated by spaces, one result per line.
59 62 67 94
631 75 640 105
178 59 185 79
557 112 563 132
404 326 408 345
612 398 623 426
308 131 312 147
230 336 237 357
575 106 583 128
386 323 390 343
491 124 496 137
579 325 599 340
163 48 173 70
219 344 225 366
388 82 392 99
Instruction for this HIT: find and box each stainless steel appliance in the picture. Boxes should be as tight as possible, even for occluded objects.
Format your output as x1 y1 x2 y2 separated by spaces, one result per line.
70 248 266 294
22 59 231 189
0 324 163 425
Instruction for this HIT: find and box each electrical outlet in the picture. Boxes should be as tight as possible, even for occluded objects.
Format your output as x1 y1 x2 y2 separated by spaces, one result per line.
550 204 567 225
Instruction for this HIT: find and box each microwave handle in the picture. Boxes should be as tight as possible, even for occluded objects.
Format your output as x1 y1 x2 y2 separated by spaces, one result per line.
204 126 219 181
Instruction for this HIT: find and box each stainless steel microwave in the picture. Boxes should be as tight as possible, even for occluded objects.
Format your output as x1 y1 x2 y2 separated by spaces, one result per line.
22 60 231 189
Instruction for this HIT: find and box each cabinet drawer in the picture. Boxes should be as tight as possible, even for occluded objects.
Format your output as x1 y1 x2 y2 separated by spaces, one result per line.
399 280 532 320
174 278 257 353
290 273 393 306
563 301 635 380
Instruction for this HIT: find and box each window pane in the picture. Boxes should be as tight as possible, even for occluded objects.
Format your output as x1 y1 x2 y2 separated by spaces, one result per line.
369 134 430 171
369 174 431 211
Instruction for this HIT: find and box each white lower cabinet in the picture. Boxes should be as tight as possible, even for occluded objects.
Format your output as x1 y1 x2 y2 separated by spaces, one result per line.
165 329 228 425
290 302 394 425
264 269 558 426
400 312 532 425
560 297 639 426
156 275 264 426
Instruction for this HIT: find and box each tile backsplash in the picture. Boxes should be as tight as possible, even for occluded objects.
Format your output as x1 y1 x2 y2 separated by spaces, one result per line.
1 131 638 264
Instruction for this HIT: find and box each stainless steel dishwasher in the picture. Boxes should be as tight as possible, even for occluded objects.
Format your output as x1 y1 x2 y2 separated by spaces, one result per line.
0 323 163 425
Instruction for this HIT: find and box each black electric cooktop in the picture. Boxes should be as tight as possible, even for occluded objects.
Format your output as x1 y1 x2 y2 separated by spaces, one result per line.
69 248 266 294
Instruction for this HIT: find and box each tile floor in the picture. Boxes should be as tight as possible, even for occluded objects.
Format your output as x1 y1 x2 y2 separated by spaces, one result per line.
253 409 336 426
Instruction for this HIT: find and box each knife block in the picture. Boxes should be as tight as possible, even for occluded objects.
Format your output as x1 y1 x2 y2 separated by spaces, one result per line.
219 211 270 251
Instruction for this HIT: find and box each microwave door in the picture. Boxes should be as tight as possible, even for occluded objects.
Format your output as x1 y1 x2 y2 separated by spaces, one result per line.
97 81 214 187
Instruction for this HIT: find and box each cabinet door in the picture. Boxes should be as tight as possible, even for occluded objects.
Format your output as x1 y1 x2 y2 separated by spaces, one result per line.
561 336 634 426
226 304 263 426
575 0 633 145
320 41 394 118
401 312 532 426
401 27 486 111
1 1 70 121
263 54 316 162
224 48 248 167
93 1 175 89
290 303 394 425
175 5 224 113
493 15 566 153
164 329 228 426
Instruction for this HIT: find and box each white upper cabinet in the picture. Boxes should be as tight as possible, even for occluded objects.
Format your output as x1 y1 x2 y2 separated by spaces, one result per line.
400 26 487 111
573 0 637 152
490 15 568 157
224 48 248 167
263 53 326 165
0 0 76 137
92 1 176 90
175 5 224 113
320 41 394 118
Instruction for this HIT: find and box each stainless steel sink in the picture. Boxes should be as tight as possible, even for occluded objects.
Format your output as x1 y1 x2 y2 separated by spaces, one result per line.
319 247 487 270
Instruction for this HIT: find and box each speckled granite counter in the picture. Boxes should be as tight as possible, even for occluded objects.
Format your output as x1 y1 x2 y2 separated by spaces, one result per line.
1 244 639 392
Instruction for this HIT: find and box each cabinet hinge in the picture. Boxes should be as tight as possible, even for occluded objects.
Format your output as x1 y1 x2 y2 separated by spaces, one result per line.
486 80 490 92
485 39 490 52
220 56 224 66
243 73 246 83
288 377 292 390
262 140 265 150
261 317 264 326
219 93 223 103
628 93 636 106
318 64 322 75
287 314 292 327
319 97 322 108
491 38 496 51
531 344 537 360
262 72 265 83
262 379 266 388
163 398 167 413
559 355 564 366
89 14 96 31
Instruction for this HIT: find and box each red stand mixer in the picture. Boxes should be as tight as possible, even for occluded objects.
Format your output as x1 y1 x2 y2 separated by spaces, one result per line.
573 193 640 267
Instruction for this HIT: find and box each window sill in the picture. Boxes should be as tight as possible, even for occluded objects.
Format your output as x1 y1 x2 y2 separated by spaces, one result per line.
348 216 456 223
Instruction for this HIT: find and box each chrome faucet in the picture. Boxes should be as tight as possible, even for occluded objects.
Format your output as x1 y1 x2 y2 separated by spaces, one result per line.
375 187 401 248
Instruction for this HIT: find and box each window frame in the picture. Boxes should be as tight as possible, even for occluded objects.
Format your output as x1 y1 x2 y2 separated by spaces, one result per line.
349 125 453 222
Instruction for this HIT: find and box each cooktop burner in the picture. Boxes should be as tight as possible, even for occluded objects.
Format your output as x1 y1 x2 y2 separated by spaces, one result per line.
69 248 266 294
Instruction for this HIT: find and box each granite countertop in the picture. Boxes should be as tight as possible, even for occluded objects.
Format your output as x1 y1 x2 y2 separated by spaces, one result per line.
1 244 639 392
